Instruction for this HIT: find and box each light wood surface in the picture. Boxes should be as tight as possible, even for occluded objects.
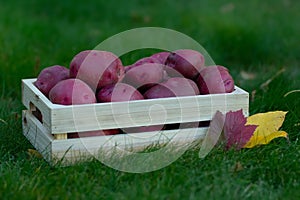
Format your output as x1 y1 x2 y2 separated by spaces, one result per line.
22 110 207 165
22 79 249 134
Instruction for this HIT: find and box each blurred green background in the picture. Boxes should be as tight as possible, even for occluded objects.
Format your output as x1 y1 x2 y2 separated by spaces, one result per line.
0 0 299 199
1 0 300 94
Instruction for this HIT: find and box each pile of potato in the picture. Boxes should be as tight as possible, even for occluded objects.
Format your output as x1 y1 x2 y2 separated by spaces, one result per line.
35 49 234 104
34 49 234 136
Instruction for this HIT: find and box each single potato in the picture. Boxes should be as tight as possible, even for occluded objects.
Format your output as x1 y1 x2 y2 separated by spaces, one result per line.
70 50 124 90
97 83 144 102
144 77 200 99
34 65 69 97
165 49 205 79
196 65 234 94
49 78 96 105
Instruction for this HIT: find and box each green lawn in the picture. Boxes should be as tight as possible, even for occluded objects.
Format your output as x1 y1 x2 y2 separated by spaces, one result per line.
1 0 300 199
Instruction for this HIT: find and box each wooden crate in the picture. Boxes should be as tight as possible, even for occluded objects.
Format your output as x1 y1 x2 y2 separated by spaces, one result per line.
22 78 249 165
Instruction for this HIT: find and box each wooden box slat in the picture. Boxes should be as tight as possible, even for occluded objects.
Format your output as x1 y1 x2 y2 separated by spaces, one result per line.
22 110 207 165
22 79 249 134
21 78 249 165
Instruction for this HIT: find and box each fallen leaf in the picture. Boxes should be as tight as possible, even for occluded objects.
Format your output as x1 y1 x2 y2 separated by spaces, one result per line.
224 109 257 150
246 111 287 131
244 111 288 148
232 161 244 172
244 131 288 148
27 149 43 159
200 109 257 155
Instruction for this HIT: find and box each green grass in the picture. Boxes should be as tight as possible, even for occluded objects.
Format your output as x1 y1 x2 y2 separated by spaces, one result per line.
1 0 300 199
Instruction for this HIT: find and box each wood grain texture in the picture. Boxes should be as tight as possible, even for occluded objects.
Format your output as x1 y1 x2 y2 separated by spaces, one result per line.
22 110 207 165
22 78 249 165
23 79 249 134
51 127 207 164
22 110 53 163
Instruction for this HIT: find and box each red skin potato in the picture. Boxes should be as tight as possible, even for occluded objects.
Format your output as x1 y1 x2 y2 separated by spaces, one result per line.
70 50 125 90
32 109 43 123
34 65 69 97
122 124 164 134
123 63 165 88
150 51 170 64
196 65 234 94
97 83 144 103
152 52 172 81
68 129 120 138
49 79 96 105
144 77 200 99
124 56 161 73
123 56 167 93
165 49 205 79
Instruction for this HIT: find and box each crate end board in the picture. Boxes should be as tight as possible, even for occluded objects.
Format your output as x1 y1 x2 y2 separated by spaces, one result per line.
22 110 53 163
22 78 249 134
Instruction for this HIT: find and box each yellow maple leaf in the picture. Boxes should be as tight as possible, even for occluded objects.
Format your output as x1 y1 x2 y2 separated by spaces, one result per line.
243 111 288 148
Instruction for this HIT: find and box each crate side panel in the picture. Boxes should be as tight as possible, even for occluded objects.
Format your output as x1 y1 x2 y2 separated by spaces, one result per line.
23 79 249 134
50 89 248 133
51 127 207 165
